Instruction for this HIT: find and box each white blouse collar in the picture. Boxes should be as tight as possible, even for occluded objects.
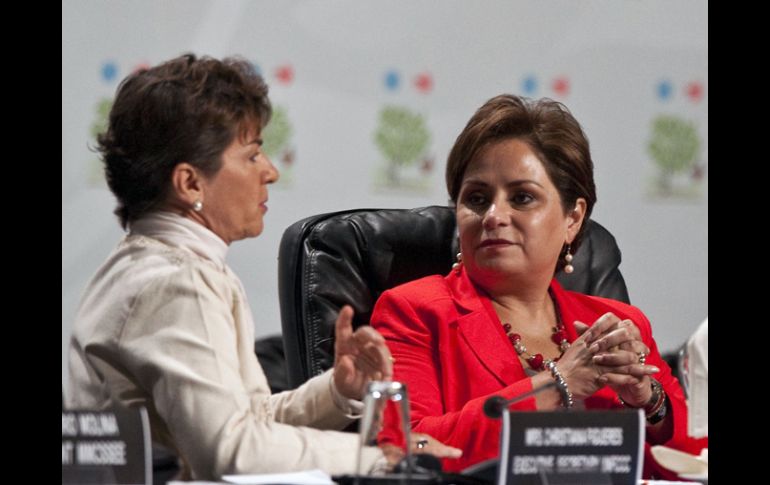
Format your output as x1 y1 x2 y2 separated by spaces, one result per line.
129 211 229 269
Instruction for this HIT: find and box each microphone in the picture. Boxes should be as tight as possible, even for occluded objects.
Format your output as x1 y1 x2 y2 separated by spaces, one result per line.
483 381 557 418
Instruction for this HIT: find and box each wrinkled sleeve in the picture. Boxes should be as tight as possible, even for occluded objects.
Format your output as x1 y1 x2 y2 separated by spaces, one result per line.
117 267 381 479
371 290 535 471
267 369 362 427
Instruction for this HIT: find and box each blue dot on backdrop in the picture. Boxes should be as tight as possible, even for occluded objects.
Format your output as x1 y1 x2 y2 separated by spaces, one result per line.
657 80 672 101
384 70 400 91
101 61 118 82
522 75 537 95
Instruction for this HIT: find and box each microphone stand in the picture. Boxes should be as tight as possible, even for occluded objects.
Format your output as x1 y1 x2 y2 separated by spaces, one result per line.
483 381 557 419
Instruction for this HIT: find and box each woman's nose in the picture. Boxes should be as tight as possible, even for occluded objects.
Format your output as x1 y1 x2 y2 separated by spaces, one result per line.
264 155 280 184
482 202 508 230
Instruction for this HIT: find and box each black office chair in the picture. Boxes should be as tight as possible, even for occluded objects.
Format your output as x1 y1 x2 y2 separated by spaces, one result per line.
278 205 629 389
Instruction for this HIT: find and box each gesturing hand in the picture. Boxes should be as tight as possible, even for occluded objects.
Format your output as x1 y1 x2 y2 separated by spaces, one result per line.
333 305 394 400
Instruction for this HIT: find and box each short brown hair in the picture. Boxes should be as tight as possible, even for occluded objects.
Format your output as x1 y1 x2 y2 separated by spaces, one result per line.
97 53 271 228
445 94 597 258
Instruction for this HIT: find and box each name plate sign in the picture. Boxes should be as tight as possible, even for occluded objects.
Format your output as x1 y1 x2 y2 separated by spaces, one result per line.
498 409 644 485
62 407 151 485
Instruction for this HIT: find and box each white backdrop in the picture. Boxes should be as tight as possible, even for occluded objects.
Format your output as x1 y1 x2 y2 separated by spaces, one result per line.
62 0 708 388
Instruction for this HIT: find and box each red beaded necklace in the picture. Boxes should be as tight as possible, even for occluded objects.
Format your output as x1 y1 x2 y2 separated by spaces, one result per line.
502 312 570 371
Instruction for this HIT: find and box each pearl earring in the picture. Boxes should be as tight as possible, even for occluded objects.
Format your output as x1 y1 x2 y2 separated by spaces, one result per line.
452 252 463 273
563 244 574 274
193 200 203 212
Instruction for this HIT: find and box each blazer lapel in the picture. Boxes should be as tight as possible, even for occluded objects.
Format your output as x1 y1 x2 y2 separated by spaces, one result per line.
447 268 527 386
456 312 524 386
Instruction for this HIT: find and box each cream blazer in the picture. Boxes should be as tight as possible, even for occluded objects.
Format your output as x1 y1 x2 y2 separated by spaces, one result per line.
66 212 382 479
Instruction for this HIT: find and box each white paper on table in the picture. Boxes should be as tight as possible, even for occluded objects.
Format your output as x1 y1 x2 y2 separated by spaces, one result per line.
643 481 705 485
168 482 223 485
687 318 708 438
650 446 708 477
222 469 334 485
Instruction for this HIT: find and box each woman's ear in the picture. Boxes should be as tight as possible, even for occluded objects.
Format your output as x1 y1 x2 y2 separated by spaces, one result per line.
566 198 587 243
169 163 204 207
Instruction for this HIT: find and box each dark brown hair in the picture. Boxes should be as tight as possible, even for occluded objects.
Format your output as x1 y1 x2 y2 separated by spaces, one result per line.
446 94 597 264
97 53 271 228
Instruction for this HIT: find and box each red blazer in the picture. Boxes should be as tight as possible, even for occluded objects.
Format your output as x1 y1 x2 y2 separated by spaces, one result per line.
371 267 706 478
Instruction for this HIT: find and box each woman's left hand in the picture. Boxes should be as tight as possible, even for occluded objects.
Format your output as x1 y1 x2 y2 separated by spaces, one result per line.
586 318 656 407
380 433 463 468
333 305 394 400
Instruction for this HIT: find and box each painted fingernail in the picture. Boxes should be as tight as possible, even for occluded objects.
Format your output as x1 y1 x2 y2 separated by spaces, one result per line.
589 343 600 353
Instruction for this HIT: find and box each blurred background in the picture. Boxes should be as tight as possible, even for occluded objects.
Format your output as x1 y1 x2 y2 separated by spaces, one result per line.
62 0 707 389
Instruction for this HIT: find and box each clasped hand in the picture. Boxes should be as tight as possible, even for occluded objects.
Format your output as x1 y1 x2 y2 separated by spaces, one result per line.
556 312 659 407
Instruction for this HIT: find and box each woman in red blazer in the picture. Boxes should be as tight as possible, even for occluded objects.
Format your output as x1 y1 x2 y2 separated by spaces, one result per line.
372 95 706 478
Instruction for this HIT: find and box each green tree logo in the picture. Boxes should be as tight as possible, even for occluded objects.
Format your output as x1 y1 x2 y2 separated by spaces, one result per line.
647 115 702 196
90 98 112 139
263 105 292 159
374 105 431 187
87 97 113 186
262 105 295 186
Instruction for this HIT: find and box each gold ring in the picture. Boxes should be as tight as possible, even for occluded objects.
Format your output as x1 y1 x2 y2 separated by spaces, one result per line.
637 351 648 365
416 438 429 449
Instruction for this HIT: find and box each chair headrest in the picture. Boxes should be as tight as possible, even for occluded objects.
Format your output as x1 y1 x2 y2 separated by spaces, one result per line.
278 205 629 388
